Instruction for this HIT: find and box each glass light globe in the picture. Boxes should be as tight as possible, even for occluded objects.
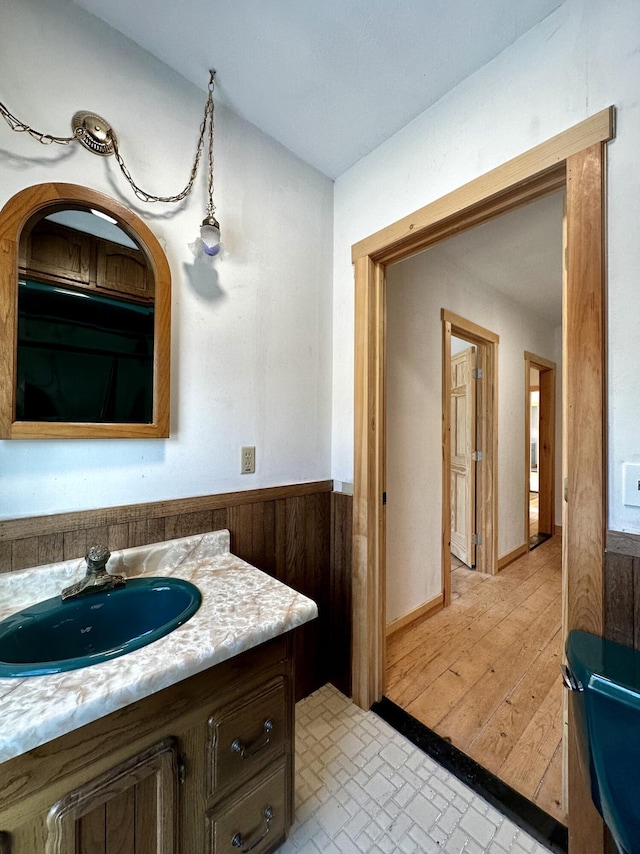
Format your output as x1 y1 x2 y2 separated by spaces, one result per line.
200 215 220 257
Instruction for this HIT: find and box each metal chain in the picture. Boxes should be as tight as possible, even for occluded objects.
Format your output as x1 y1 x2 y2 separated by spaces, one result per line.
0 70 217 205
206 80 215 217
112 70 216 205
0 98 77 145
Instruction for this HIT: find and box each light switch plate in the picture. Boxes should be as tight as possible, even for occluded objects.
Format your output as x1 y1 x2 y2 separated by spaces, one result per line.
623 463 640 507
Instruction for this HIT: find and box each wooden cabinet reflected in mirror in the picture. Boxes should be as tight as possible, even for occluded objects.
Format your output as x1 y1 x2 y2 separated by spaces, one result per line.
0 184 171 438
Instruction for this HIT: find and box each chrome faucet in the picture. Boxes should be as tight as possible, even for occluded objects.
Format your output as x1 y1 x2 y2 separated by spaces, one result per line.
61 545 126 601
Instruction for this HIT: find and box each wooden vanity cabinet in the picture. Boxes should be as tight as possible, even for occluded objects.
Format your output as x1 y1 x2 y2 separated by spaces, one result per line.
0 634 294 854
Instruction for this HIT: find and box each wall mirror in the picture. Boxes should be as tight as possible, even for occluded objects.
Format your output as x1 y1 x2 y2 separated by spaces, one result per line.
0 183 171 438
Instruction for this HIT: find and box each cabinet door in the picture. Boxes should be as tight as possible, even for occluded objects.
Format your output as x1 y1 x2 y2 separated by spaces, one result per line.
24 221 92 287
46 738 178 854
96 241 154 303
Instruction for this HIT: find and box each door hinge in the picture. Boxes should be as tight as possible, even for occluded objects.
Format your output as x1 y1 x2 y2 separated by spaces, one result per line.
178 754 187 784
472 450 483 462
472 533 482 546
472 367 483 380
382 492 387 506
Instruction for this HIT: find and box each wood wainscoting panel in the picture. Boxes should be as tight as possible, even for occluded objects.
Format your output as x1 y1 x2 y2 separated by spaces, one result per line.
0 482 348 702
601 532 640 854
607 530 640 559
330 492 353 698
0 482 333 559
604 532 640 650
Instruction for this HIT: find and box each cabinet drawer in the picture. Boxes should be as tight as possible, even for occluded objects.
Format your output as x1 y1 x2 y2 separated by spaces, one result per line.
206 764 286 854
208 679 286 796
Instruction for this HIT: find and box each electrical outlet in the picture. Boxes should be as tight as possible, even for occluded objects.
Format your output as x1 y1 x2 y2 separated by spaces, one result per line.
241 446 255 474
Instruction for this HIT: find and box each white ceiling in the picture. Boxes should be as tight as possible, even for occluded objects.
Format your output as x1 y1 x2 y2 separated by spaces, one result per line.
70 0 564 179
424 190 564 326
68 0 565 319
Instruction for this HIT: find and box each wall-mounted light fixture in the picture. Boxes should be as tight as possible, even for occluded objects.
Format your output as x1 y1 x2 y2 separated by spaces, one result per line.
0 69 220 258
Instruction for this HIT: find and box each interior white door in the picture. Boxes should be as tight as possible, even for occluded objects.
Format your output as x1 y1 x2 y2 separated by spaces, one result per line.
450 346 476 567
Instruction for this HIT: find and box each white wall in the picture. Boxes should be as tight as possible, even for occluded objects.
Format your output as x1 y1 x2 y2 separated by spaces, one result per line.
0 0 333 521
332 0 640 535
385 247 557 623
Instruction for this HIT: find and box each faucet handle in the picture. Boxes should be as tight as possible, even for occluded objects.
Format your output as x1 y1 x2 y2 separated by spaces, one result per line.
85 544 111 572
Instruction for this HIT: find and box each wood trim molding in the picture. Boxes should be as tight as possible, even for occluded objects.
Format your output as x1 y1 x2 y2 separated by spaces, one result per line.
607 530 640 558
386 594 444 639
0 481 333 544
497 543 528 571
352 108 614 264
352 255 386 708
442 309 500 344
524 350 556 371
564 144 606 635
564 143 607 852
0 183 172 439
0 239 15 441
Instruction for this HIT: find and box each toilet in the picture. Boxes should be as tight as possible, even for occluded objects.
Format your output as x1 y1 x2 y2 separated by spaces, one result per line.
565 629 640 854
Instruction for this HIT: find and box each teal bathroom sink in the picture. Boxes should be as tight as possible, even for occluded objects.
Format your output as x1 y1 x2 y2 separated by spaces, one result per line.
0 577 202 677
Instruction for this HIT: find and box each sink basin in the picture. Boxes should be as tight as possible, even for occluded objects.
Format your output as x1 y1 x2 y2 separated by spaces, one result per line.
0 576 202 677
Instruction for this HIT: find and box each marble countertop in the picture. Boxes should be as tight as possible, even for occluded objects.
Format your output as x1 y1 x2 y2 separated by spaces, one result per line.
0 530 318 764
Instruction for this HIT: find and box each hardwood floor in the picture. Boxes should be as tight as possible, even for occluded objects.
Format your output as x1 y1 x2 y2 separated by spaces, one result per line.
386 536 565 824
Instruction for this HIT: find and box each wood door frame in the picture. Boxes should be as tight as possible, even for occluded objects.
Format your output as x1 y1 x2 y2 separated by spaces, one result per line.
442 311 499 599
352 107 613 852
525 352 557 545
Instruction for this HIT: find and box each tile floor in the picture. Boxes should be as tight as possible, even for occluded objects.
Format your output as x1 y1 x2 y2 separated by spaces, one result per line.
277 684 552 854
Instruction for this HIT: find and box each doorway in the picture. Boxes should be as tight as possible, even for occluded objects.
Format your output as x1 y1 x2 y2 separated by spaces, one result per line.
525 352 557 551
450 339 477 570
385 205 562 820
352 109 612 851
442 311 499 600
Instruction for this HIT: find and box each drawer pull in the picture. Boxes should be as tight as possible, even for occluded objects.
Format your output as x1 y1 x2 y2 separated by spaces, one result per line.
231 719 274 759
231 806 274 852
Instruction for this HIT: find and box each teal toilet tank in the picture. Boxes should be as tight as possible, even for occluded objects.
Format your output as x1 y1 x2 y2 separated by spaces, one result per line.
566 630 640 854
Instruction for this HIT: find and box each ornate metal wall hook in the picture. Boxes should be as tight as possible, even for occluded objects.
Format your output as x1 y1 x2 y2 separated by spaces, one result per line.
72 111 117 157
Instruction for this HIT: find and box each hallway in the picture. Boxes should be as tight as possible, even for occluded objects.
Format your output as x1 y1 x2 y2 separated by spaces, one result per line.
386 538 564 824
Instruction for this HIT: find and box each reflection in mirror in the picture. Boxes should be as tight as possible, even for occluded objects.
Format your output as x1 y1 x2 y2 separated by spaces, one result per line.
17 208 154 423
0 183 171 439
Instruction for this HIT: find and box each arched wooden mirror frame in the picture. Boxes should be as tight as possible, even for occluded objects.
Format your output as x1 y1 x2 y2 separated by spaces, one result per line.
0 183 171 439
